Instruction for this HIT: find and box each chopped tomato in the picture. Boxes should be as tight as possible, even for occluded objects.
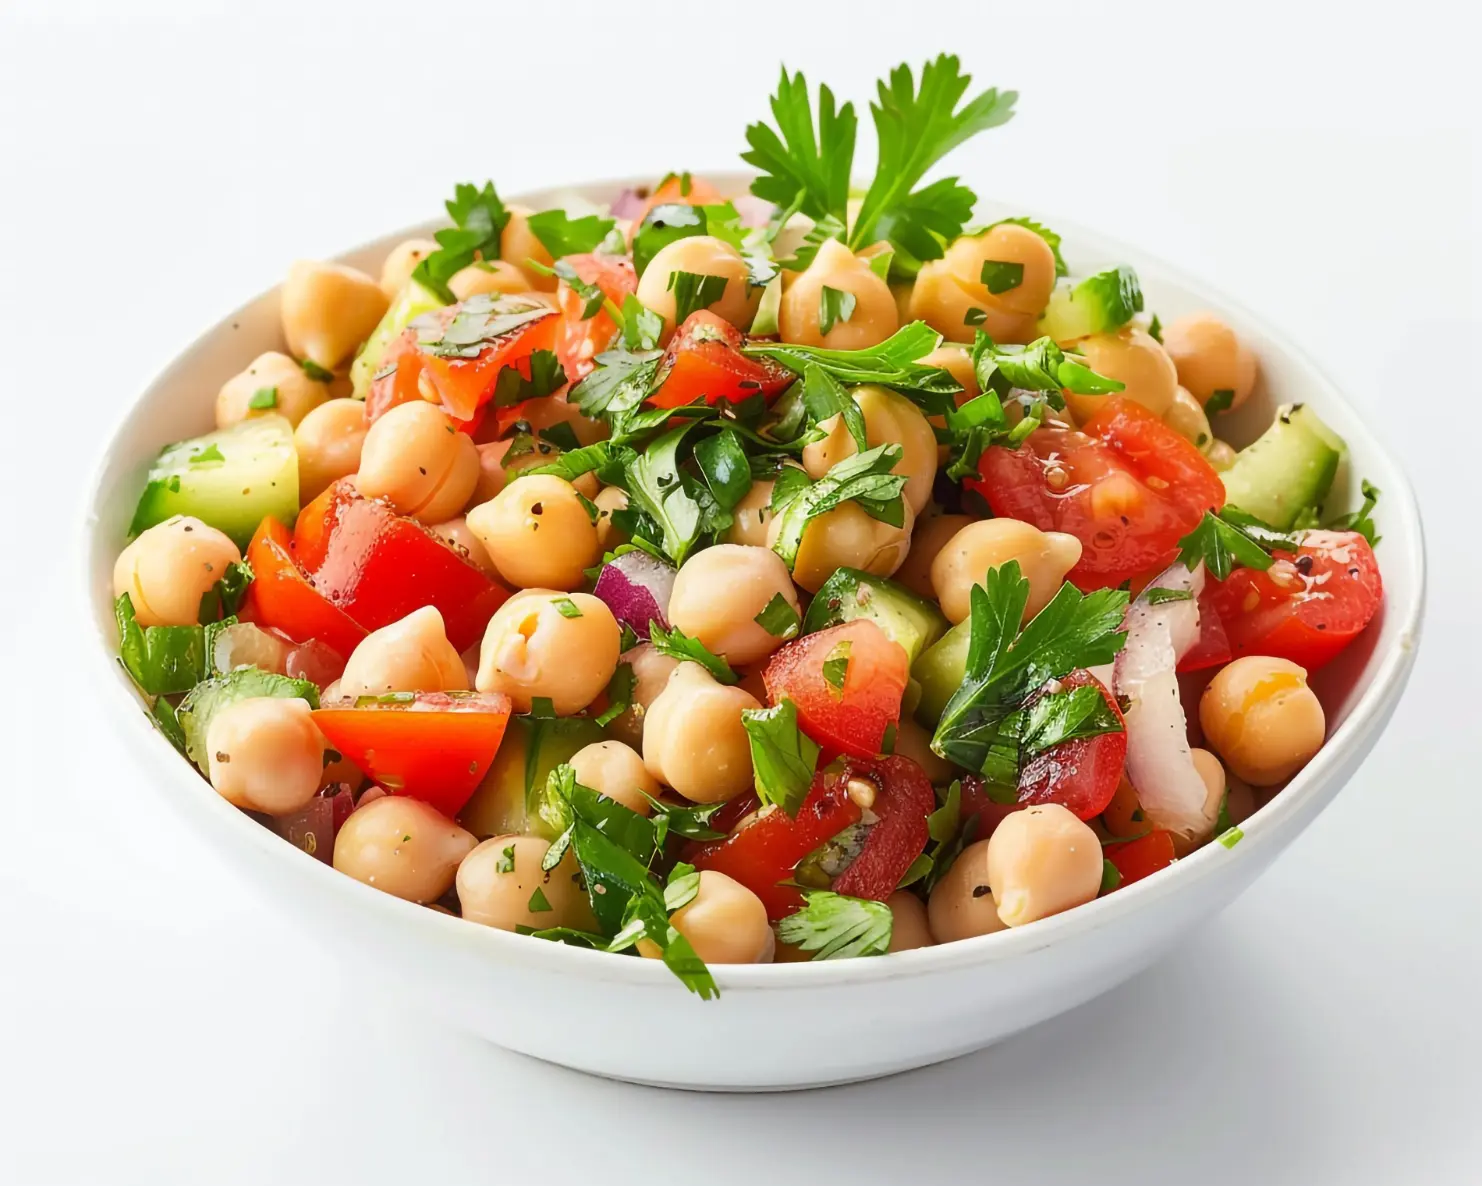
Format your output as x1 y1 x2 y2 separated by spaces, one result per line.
627 173 724 238
293 480 510 651
1178 583 1234 672
958 776 1023 842
763 620 909 760
1103 829 1176 887
969 397 1224 590
828 756 935 901
1017 670 1127 819
243 516 367 659
1205 529 1383 670
555 253 638 383
648 311 796 409
313 692 512 818
366 297 559 425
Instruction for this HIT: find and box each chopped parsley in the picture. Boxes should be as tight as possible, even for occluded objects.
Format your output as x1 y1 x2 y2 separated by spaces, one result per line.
247 386 278 410
667 270 729 324
648 622 739 684
818 285 857 335
551 597 583 619
1328 478 1382 547
496 845 516 874
979 259 1024 293
299 358 335 383
753 592 801 639
197 560 255 623
1144 587 1194 605
594 661 634 728
1099 859 1122 893
1176 511 1278 581
821 641 851 690
741 697 820 817
1206 389 1236 415
415 294 552 360
527 887 553 912
776 891 893 959
411 181 511 301
526 209 618 260
1217 826 1244 849
769 444 908 569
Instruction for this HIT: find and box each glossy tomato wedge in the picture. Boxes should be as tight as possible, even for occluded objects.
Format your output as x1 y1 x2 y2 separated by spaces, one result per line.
648 311 796 409
366 296 558 425
243 516 367 660
762 619 909 760
294 480 510 651
969 397 1224 589
1178 582 1234 672
1103 829 1176 887
1205 529 1382 670
313 691 512 818
1016 670 1127 819
554 253 638 383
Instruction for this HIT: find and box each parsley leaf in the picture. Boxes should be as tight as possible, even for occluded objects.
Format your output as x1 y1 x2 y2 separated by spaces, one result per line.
189 443 224 466
1206 389 1235 415
1327 478 1382 547
594 661 635 728
620 295 665 351
1100 859 1122 893
800 363 868 450
526 209 617 260
643 796 728 847
1176 511 1276 581
1019 683 1124 758
569 344 665 421
551 259 605 318
299 358 335 383
1144 587 1193 605
551 597 583 619
745 322 962 410
818 285 857 335
776 891 892 959
115 593 208 696
621 421 710 565
769 444 908 569
495 844 516 874
979 217 1067 277
971 332 1123 398
931 563 1128 773
412 181 511 301
979 260 1024 294
414 294 552 360
247 386 278 410
197 560 254 624
754 592 801 639
491 348 565 408
741 698 820 817
664 862 702 913
667 269 729 324
743 67 856 226
848 56 1016 260
1147 313 1163 343
692 428 752 513
648 622 739 685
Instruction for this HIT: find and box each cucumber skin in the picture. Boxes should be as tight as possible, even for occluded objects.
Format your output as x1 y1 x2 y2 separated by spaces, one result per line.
1221 404 1345 530
802 567 948 666
1038 266 1143 343
911 619 970 729
350 278 446 400
456 716 604 840
177 667 319 772
128 416 299 549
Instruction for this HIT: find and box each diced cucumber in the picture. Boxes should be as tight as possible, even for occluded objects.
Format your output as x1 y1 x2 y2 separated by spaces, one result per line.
749 272 783 336
177 666 319 773
911 619 970 730
349 277 447 400
456 716 605 839
1037 266 1143 343
803 567 948 666
1221 403 1345 530
128 415 298 548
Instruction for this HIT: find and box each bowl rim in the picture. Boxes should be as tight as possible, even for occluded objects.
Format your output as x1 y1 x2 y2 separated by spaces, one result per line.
79 172 1427 993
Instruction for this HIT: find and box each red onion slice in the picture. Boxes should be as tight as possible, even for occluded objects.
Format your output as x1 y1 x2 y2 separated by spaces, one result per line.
610 188 646 220
269 783 356 863
592 550 676 640
1114 564 1216 839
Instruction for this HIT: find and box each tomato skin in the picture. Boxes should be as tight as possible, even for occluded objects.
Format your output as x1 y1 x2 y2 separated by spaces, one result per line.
293 480 511 651
1016 670 1127 819
647 311 796 410
1205 530 1383 670
969 398 1224 590
1178 583 1234 672
829 756 935 901
555 253 638 383
689 778 862 920
312 692 512 818
763 620 909 760
1103 829 1176 887
243 516 367 660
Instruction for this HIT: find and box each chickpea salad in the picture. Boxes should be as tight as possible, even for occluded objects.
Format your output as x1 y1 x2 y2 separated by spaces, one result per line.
113 57 1386 997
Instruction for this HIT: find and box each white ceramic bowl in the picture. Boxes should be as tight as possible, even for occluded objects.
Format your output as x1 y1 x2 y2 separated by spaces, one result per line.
81 174 1425 1091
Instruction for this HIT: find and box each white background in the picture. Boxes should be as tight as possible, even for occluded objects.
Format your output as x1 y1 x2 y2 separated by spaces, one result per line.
1 1 1478 1182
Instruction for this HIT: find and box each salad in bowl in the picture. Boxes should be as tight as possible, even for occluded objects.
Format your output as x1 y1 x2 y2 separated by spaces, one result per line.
104 56 1389 1002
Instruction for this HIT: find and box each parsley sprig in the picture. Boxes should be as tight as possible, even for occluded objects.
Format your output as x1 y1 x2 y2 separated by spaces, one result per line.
776 891 893 960
411 182 510 302
743 68 856 228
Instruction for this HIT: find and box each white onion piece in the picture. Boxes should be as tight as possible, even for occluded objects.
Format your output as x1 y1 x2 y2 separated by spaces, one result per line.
1114 564 1214 839
212 622 292 676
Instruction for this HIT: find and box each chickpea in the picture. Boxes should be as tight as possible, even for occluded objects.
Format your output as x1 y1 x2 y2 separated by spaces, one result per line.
448 259 535 301
908 259 1037 346
636 235 759 338
986 804 1103 927
500 441 600 501
638 870 773 964
295 398 367 502
1164 746 1229 857
114 516 242 628
667 544 801 667
893 513 970 601
1165 385 1213 449
206 696 324 815
931 519 1082 625
942 223 1058 318
926 839 1008 943
356 401 479 523
592 486 629 551
603 643 680 748
516 391 609 449
779 238 898 349
216 351 328 431
724 479 776 547
801 385 938 514
476 591 620 715
466 474 600 590
772 497 916 595
500 206 557 290
1199 656 1325 786
332 796 476 902
569 739 661 816
885 890 934 952
471 441 511 507
1205 439 1237 472
892 718 958 783
280 260 390 370
339 606 469 699
457 834 597 931
379 238 439 299
920 344 980 400
1064 328 1178 423
643 662 760 803
1162 312 1257 411
429 517 498 577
